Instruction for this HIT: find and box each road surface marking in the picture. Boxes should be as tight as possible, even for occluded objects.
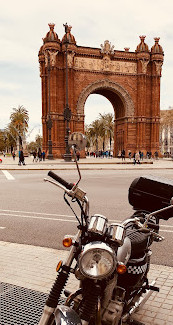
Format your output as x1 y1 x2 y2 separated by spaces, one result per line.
0 209 172 231
0 209 120 222
159 230 173 233
2 170 15 180
0 209 75 218
0 212 78 223
0 227 6 229
0 211 172 232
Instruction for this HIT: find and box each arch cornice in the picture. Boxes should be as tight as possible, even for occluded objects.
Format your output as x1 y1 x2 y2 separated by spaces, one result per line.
76 79 135 117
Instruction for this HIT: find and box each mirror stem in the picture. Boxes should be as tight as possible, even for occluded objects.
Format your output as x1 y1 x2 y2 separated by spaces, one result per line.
72 145 81 188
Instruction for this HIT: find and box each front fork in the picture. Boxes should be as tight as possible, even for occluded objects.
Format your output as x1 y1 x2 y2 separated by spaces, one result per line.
38 230 81 325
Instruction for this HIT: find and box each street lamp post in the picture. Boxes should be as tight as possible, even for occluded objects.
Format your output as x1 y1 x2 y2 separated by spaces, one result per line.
47 52 53 159
63 23 72 162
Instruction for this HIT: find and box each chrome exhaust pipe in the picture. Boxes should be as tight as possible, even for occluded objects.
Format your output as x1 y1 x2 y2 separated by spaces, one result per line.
122 280 156 322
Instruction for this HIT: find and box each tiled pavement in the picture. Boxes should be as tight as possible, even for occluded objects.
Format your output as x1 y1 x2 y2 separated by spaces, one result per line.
0 241 173 325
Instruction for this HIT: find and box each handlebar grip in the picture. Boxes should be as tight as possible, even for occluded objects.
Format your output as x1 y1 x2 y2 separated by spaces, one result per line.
48 171 74 190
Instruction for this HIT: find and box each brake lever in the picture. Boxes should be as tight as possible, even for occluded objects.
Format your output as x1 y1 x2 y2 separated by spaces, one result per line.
44 178 71 195
44 177 87 202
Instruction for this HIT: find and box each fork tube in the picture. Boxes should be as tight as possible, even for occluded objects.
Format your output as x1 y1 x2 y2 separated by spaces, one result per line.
65 230 81 266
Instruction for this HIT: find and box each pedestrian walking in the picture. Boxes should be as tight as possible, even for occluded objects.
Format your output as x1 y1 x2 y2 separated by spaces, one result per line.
76 151 80 161
33 151 37 162
133 152 136 165
121 149 125 161
154 151 159 160
136 151 141 164
12 152 16 160
42 151 45 161
38 148 42 162
128 150 132 160
18 150 25 166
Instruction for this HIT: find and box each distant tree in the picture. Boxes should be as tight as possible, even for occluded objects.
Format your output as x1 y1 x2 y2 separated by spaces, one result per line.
88 119 102 152
85 113 114 152
35 134 43 149
85 125 92 149
9 105 29 144
27 135 43 153
160 109 173 129
4 125 17 152
0 130 6 152
99 113 114 150
27 141 38 153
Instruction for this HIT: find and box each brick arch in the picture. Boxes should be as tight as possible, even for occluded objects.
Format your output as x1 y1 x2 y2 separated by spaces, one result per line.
76 79 135 117
39 28 163 158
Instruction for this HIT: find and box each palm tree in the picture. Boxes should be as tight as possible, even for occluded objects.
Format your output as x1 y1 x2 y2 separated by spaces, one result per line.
99 113 114 150
9 105 29 147
85 125 92 149
4 126 16 153
88 119 102 152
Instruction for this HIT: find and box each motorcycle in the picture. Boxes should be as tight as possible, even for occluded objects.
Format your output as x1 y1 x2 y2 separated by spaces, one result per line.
38 133 173 325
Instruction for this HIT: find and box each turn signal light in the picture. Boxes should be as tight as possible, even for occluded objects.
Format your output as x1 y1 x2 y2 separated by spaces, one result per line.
63 236 73 247
117 263 127 274
56 260 63 272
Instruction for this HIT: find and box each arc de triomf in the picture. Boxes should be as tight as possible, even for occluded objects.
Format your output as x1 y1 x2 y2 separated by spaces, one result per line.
38 24 164 158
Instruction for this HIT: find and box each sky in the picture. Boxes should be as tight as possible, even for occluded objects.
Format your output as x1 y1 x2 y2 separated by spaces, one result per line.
0 0 173 141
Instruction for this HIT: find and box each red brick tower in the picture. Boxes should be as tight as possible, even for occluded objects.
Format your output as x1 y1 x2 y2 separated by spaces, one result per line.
38 24 164 158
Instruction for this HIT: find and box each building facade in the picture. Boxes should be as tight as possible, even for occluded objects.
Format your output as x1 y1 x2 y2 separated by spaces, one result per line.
38 24 164 158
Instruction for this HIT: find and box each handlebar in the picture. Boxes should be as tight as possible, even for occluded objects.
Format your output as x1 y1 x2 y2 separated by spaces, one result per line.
48 171 74 190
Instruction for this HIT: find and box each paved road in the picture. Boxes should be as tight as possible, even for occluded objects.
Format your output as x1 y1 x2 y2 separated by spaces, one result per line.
0 168 173 266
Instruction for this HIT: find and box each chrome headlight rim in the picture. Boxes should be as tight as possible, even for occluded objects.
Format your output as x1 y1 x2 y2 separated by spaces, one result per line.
79 241 116 280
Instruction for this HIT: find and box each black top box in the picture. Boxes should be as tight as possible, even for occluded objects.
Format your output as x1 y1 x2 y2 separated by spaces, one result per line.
128 175 173 220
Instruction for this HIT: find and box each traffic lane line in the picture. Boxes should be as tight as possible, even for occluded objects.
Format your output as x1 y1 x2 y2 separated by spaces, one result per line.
0 209 120 223
0 209 75 218
0 212 121 225
1 170 15 180
0 211 172 232
0 212 78 223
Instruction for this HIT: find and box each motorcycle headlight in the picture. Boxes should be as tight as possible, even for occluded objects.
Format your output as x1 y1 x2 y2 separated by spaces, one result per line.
79 242 116 280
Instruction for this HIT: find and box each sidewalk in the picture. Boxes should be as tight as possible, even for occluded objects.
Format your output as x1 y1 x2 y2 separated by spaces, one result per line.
0 241 173 325
0 155 173 170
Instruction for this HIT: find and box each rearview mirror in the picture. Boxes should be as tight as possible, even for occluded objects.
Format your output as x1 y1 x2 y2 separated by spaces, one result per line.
68 132 87 151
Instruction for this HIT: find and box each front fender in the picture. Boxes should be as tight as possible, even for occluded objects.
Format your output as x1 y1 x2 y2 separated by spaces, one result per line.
54 305 82 325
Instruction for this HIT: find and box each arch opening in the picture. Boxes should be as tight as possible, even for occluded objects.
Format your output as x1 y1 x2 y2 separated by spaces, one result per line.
83 84 128 155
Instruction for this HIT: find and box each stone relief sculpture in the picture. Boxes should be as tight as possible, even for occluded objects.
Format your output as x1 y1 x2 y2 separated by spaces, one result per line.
102 56 111 71
44 50 58 67
140 60 149 74
154 61 163 76
100 40 114 55
44 51 48 67
48 50 58 66
67 52 75 68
